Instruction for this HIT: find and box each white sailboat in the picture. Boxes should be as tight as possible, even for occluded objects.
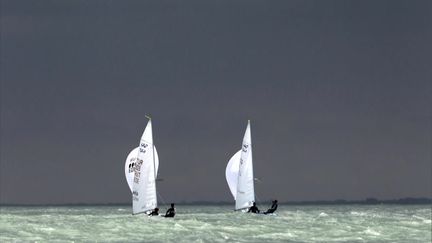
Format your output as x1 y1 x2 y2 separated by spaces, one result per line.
226 120 255 211
124 117 159 215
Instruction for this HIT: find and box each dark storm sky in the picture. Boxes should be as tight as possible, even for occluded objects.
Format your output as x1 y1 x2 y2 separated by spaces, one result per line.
1 0 431 204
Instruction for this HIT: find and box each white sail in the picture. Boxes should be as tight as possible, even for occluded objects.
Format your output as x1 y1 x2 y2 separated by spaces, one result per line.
132 119 158 214
124 146 159 192
226 120 255 210
226 150 241 199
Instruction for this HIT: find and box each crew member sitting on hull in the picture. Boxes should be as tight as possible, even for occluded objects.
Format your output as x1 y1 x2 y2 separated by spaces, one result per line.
264 200 278 214
148 208 159 216
247 202 260 213
164 203 176 218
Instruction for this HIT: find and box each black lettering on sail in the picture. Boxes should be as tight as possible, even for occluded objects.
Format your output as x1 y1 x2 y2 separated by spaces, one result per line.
135 171 140 178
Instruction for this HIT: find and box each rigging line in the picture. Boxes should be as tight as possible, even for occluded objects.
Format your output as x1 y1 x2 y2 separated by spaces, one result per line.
157 190 167 206
255 192 263 206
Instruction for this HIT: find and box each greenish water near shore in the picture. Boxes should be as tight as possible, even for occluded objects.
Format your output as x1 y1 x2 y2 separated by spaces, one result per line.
1 205 430 242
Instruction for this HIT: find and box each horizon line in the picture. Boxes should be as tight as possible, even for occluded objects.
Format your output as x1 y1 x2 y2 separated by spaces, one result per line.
1 197 430 206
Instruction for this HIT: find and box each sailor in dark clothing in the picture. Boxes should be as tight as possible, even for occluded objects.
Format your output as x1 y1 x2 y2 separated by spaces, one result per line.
164 203 176 218
247 202 260 213
148 208 159 216
264 200 278 214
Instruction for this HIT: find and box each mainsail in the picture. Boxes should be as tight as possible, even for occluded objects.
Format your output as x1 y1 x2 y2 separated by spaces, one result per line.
131 118 158 214
225 120 255 210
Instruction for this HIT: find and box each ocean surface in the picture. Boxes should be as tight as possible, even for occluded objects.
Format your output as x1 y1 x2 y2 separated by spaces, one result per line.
0 204 430 242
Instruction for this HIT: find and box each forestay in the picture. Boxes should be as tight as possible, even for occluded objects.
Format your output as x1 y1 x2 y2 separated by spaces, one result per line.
132 119 158 214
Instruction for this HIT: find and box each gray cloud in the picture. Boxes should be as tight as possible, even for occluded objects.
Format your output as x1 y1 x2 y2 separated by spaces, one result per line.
1 0 431 204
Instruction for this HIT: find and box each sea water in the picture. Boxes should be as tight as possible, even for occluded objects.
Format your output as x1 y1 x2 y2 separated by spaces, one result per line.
0 205 430 242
